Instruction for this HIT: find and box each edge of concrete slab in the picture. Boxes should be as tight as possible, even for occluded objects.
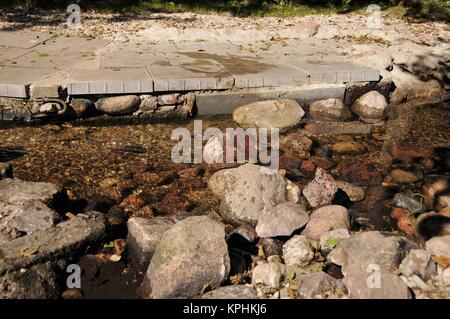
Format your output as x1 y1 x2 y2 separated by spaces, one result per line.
195 84 346 115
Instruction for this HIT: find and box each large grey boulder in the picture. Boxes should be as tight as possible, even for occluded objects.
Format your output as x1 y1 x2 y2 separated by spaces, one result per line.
127 217 175 268
96 95 141 115
139 216 230 299
202 285 257 299
302 167 338 209
351 91 387 123
343 265 412 299
309 98 351 122
303 205 350 241
327 231 418 275
256 202 309 238
214 164 298 226
233 99 305 132
0 212 107 275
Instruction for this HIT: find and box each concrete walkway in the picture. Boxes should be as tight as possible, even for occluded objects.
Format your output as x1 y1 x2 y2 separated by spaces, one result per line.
0 29 379 99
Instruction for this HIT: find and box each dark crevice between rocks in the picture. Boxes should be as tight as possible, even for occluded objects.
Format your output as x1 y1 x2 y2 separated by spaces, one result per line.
226 232 258 281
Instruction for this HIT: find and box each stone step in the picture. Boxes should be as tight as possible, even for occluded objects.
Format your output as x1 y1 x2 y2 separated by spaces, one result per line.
195 84 346 115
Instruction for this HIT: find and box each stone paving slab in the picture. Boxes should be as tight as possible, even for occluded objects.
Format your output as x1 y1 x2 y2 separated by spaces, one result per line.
0 30 53 49
223 57 310 89
100 51 170 68
0 66 59 98
0 30 381 98
68 68 153 95
287 59 380 83
148 64 234 91
0 47 31 64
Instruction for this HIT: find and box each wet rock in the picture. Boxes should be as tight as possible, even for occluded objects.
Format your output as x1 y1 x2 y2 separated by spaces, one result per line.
282 235 314 267
330 141 366 155
0 212 107 275
256 203 309 238
218 164 296 226
303 205 350 241
202 285 257 299
340 161 382 187
397 214 415 235
351 91 387 123
233 99 305 132
279 132 313 157
305 122 373 135
297 271 347 299
438 195 450 211
158 93 181 106
0 200 60 243
343 265 412 299
70 98 95 118
389 143 426 164
423 179 448 209
127 217 175 268
388 169 420 184
251 262 285 289
139 216 230 299
426 235 450 259
310 156 334 170
414 212 450 240
335 181 365 202
400 249 437 281
96 95 141 115
300 159 316 173
309 98 351 122
393 193 423 213
0 162 13 180
319 228 350 253
328 231 418 274
302 167 338 209
0 262 60 299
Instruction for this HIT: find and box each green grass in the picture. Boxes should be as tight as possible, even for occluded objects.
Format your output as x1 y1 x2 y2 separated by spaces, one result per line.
1 0 449 21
